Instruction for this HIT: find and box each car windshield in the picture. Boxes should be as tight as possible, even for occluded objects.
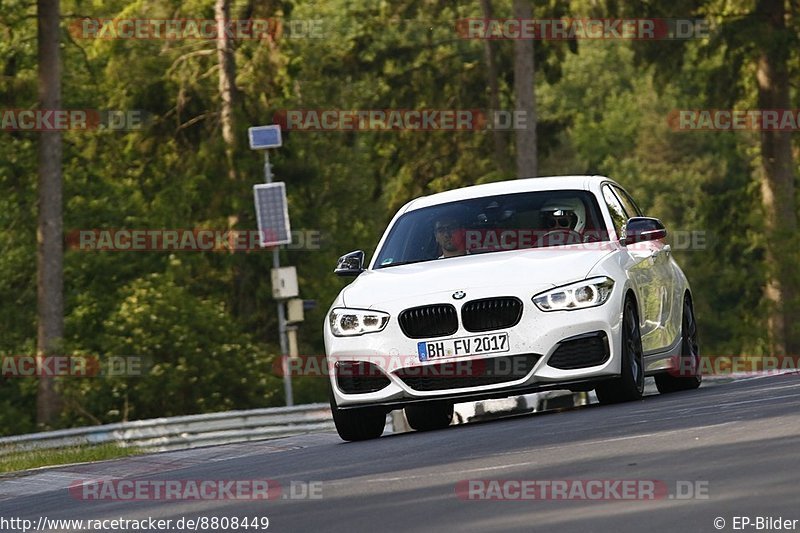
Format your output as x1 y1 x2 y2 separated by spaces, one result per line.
374 190 609 268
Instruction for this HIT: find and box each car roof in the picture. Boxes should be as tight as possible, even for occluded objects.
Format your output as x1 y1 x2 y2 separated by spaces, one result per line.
402 175 615 212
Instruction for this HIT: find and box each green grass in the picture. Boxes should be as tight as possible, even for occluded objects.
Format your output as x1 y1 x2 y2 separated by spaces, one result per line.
0 443 142 474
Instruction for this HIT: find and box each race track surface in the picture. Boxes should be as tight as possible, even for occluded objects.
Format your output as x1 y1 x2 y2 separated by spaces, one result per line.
2 375 799 533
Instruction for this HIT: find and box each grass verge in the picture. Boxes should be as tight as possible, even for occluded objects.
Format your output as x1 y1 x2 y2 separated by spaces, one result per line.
0 443 141 474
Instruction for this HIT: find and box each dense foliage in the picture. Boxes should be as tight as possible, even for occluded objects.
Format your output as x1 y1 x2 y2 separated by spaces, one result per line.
1 0 797 434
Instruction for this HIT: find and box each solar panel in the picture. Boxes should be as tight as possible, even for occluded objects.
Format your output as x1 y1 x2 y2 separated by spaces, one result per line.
253 183 292 247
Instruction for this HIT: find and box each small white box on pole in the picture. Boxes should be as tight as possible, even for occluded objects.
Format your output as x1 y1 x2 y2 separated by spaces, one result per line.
286 298 305 323
271 267 299 299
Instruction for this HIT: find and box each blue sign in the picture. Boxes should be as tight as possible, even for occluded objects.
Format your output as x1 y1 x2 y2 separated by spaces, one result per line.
248 125 282 149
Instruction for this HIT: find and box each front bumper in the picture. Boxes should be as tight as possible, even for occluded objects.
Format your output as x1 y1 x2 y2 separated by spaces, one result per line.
324 287 625 408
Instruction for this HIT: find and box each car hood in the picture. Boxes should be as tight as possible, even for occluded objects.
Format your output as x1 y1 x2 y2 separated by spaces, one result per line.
342 248 614 308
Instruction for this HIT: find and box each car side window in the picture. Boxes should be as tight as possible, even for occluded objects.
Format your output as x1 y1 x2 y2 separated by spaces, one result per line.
612 186 643 217
602 185 627 239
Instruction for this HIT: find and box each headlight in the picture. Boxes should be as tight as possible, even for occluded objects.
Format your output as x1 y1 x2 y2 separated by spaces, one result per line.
532 277 614 311
329 308 390 336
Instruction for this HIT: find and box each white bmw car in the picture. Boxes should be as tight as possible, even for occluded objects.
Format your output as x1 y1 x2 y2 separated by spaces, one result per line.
324 176 701 441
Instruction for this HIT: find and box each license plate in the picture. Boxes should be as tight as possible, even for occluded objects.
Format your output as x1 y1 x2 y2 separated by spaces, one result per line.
417 333 509 362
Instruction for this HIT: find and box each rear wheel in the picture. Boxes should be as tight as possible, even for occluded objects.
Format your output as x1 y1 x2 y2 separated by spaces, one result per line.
329 388 386 441
595 297 645 404
655 295 702 393
404 401 454 431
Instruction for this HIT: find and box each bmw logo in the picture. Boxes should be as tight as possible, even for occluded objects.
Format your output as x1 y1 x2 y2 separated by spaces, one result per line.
452 291 466 300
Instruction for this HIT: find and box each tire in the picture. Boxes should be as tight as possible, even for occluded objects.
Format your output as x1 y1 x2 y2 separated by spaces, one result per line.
655 295 702 394
404 401 454 431
595 297 645 404
329 387 386 442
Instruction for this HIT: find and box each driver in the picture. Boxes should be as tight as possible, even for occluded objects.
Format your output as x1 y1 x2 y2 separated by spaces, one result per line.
434 215 468 258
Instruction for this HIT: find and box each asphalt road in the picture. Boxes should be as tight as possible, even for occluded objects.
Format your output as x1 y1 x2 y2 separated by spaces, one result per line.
2 374 800 533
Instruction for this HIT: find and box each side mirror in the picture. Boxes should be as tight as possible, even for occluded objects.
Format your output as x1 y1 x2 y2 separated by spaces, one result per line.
334 250 365 277
622 217 667 245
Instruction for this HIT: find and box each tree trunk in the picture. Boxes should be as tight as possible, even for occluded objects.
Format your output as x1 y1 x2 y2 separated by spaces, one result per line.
216 0 254 321
36 0 63 427
755 0 798 355
512 0 537 178
215 0 239 183
480 0 509 172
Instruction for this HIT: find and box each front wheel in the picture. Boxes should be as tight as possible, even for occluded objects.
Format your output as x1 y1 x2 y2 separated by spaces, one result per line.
329 388 386 442
655 295 702 393
595 297 645 404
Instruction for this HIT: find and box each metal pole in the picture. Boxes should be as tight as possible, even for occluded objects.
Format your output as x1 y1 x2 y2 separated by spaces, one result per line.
264 150 273 182
265 151 293 406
